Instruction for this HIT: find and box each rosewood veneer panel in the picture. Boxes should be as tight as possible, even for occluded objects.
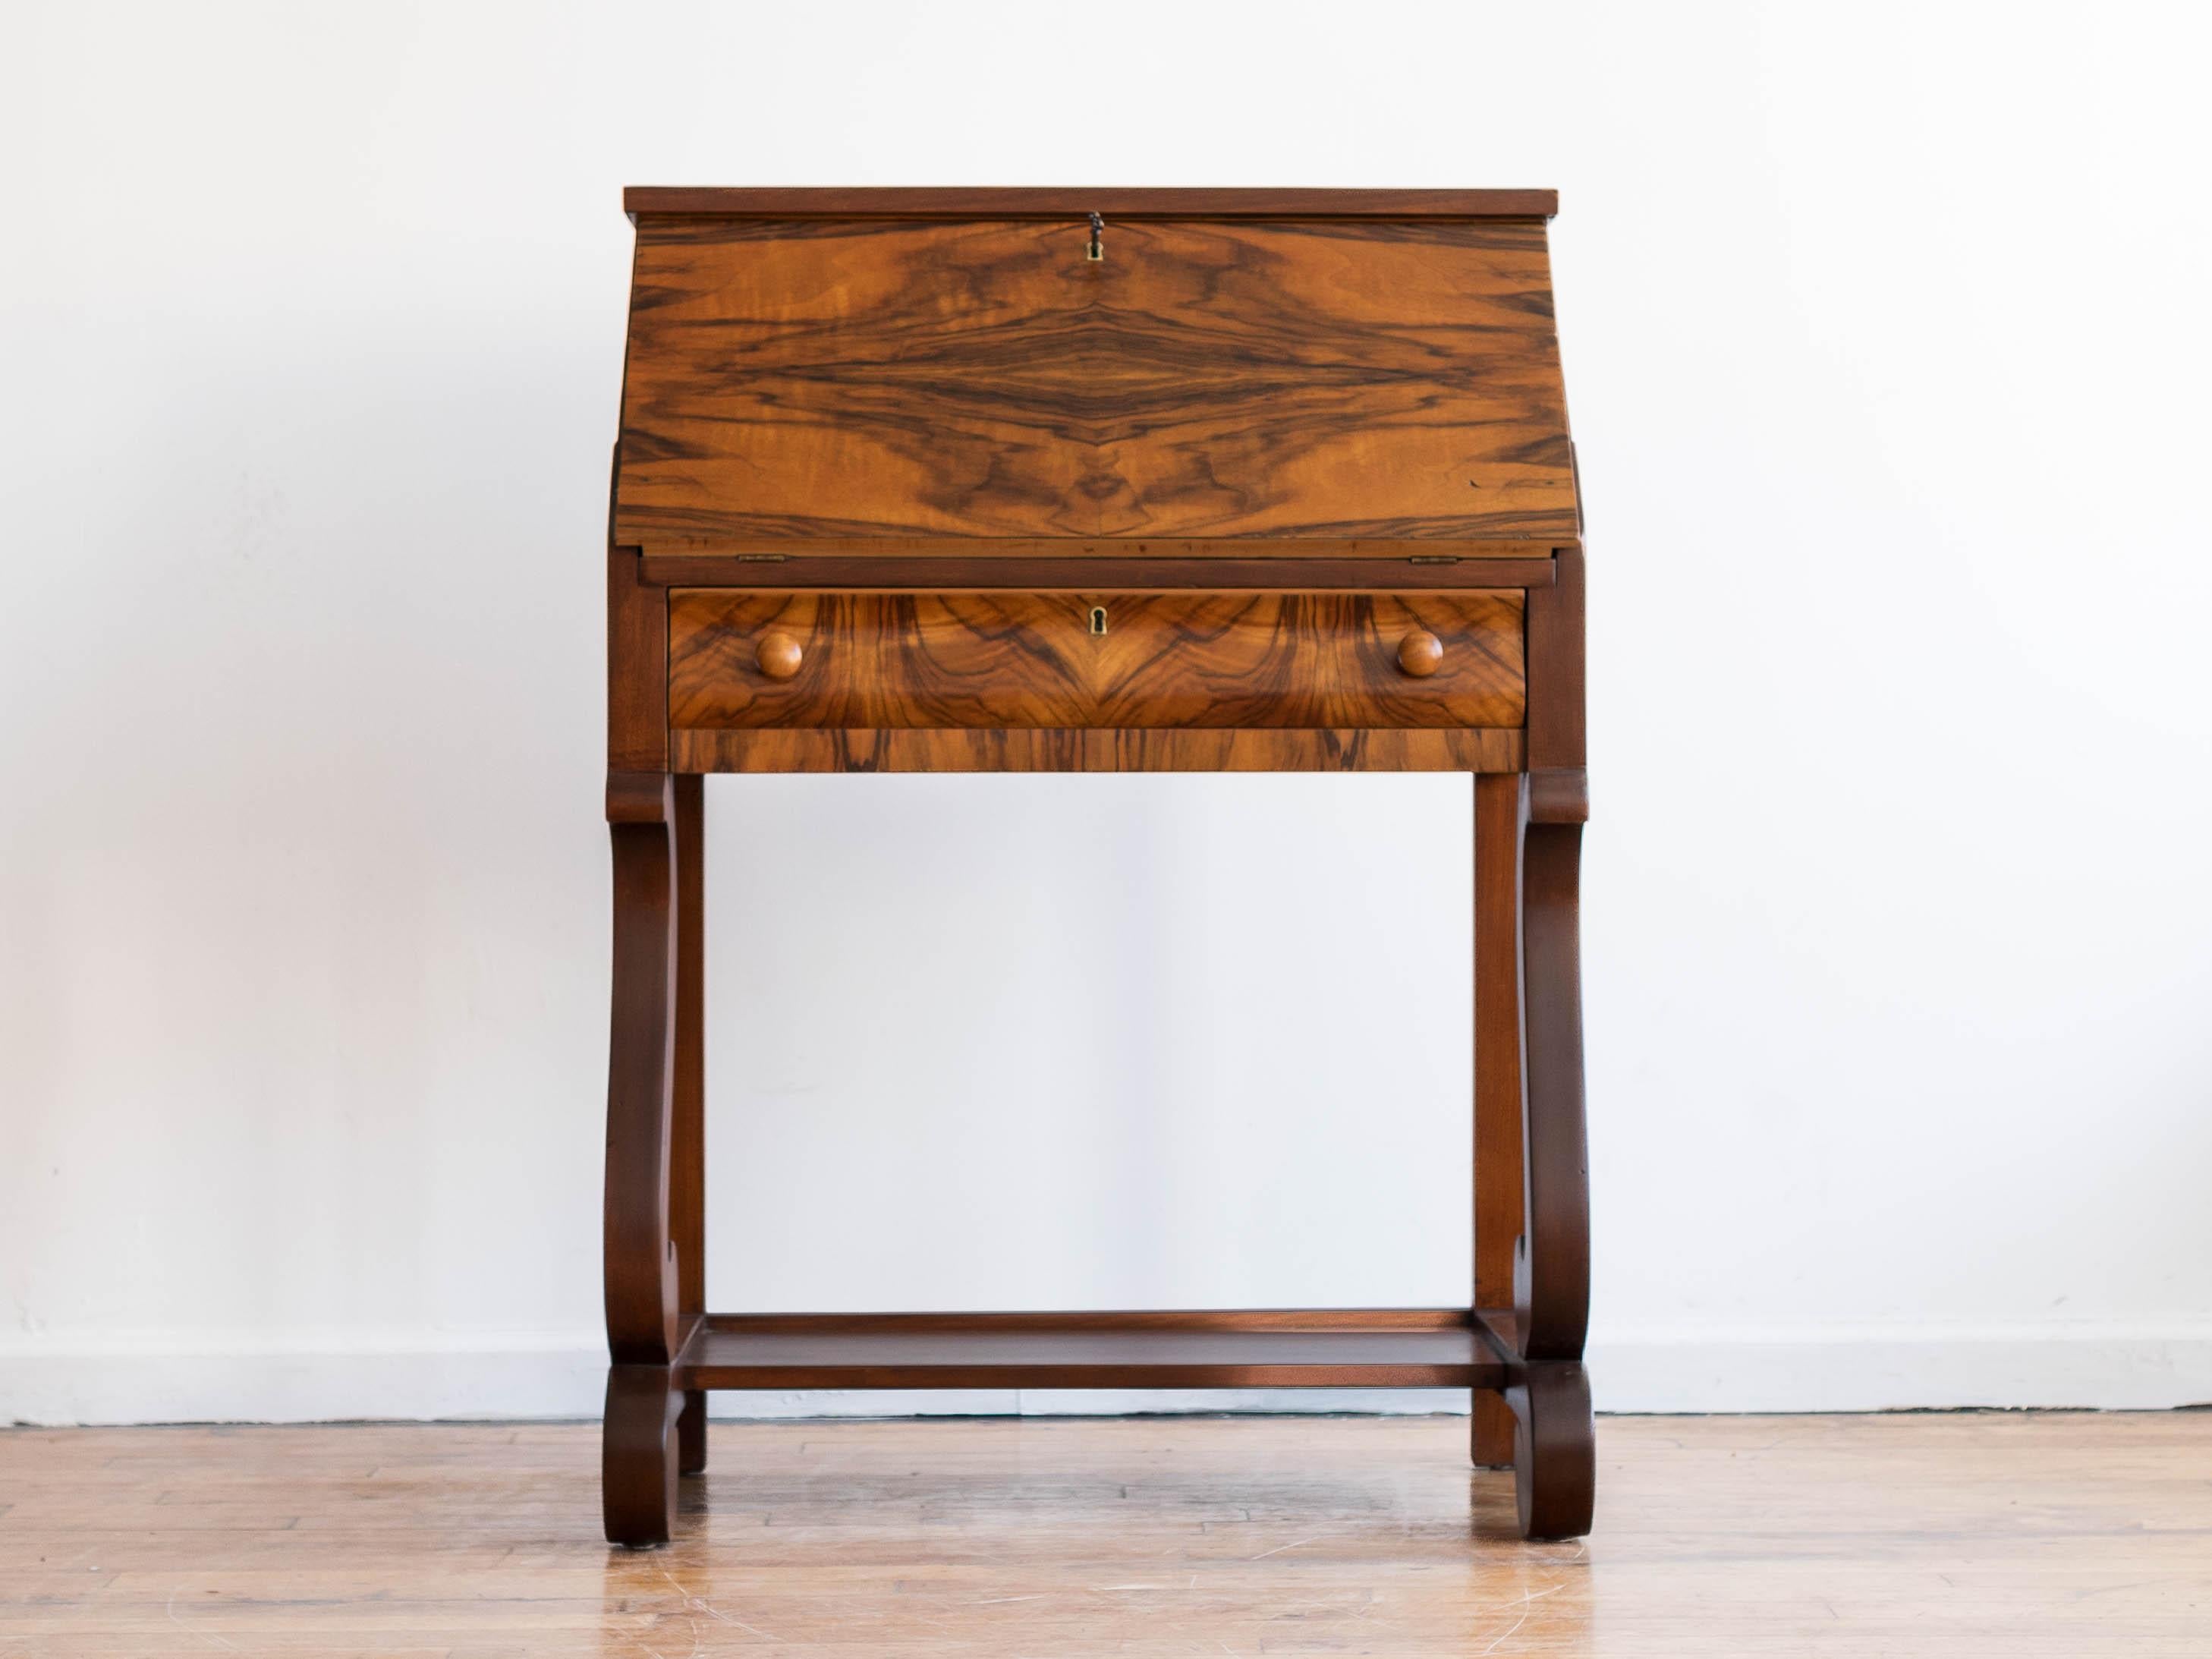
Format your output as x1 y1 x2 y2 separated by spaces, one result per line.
618 217 1575 546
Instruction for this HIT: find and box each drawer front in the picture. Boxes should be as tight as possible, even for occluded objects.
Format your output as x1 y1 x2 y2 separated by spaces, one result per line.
667 591 1524 730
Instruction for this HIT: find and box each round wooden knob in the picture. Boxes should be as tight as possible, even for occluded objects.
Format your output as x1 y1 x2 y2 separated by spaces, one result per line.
755 631 804 681
1396 630 1443 678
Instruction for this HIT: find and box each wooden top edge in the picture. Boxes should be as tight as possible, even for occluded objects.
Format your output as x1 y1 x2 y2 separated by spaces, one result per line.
626 540 1573 559
623 187 1559 219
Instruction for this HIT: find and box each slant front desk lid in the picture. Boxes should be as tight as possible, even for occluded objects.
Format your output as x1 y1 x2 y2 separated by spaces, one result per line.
615 188 1575 552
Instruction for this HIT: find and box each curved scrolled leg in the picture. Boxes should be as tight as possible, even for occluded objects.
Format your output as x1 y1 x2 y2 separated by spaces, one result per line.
1508 1361 1595 1540
604 1365 681 1547
1502 769 1594 1539
1513 772 1589 1363
604 772 681 1544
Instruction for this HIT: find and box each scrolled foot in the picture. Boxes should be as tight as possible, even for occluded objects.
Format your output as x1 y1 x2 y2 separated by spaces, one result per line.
603 1365 681 1547
1508 1362 1595 1541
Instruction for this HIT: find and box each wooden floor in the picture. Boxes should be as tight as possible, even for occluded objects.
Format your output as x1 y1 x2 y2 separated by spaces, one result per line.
3 1412 2207 1655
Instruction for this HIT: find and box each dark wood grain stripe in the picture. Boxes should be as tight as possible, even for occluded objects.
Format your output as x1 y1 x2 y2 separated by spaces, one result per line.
668 728 1524 774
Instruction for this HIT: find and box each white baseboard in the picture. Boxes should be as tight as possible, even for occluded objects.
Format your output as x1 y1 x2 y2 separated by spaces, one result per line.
6 1323 2210 1426
1587 1321 2212 1413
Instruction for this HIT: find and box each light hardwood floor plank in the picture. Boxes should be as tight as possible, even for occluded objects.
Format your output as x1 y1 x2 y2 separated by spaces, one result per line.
1 1412 2207 1654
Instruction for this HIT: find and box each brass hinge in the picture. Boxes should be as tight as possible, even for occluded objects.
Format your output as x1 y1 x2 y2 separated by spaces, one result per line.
1407 555 1461 565
732 553 788 562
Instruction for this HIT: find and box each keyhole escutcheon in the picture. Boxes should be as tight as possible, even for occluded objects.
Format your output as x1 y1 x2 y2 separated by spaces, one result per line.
1088 606 1109 635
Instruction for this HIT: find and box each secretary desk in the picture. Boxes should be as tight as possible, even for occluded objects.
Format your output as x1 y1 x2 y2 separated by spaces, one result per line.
601 187 1592 1545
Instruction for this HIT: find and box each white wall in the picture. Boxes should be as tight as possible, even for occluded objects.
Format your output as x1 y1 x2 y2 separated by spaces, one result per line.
5 0 2209 1424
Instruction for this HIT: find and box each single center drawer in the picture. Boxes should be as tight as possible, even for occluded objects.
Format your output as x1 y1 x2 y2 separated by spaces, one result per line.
667 591 1525 730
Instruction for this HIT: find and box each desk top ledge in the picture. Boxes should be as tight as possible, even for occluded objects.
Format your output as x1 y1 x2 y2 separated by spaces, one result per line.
624 186 1559 219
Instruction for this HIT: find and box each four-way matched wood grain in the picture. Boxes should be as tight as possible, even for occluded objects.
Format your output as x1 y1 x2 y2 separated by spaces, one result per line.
617 216 1575 546
668 590 1526 731
8 1414 2209 1656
